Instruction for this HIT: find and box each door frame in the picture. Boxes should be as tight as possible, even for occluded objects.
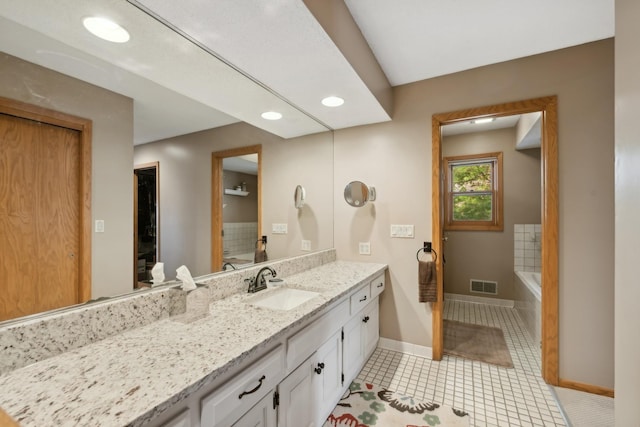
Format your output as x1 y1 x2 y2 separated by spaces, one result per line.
431 96 559 385
211 145 262 272
133 161 159 287
0 96 92 302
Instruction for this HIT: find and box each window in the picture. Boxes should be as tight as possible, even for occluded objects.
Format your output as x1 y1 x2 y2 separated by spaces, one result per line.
444 152 503 231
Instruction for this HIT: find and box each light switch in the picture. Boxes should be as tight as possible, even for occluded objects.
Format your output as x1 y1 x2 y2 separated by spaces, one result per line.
95 220 105 233
272 223 288 234
390 224 414 238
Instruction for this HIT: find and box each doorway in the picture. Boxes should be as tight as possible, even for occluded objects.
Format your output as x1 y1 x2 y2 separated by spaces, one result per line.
0 96 92 321
431 96 559 385
133 162 159 287
211 145 262 272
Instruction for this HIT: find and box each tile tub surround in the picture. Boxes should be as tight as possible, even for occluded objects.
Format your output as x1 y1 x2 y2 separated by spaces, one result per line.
0 249 336 375
514 224 541 272
0 258 386 426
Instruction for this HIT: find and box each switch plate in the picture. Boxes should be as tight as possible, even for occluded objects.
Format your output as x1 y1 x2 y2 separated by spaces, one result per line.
359 242 371 255
301 240 311 251
390 224 415 238
95 220 105 233
272 223 288 234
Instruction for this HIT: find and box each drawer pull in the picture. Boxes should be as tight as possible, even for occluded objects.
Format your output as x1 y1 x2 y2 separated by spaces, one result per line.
362 316 370 323
314 363 325 375
238 375 266 399
377 283 383 288
359 295 367 302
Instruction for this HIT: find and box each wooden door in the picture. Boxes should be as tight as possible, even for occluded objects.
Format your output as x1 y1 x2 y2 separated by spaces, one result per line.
0 98 91 322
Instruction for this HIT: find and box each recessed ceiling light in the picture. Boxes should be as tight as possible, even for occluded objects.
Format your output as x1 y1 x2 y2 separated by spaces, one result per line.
261 111 282 120
471 118 495 124
83 17 130 43
321 96 345 107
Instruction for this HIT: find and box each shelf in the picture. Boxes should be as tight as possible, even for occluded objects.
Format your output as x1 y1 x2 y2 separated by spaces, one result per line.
224 188 250 197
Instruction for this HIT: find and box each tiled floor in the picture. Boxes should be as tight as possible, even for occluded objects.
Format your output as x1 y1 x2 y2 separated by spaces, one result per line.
357 300 567 426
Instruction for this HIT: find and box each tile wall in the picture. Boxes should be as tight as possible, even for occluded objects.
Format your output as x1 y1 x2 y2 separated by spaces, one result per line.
223 222 258 256
514 224 541 272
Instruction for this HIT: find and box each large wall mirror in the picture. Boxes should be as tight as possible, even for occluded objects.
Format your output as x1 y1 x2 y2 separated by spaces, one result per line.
0 1 334 323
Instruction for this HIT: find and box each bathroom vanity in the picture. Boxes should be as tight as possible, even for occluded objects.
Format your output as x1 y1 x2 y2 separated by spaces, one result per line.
0 250 386 427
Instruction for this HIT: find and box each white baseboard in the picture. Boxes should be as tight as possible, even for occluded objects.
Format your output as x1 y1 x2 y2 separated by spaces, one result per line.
445 292 514 307
378 337 433 359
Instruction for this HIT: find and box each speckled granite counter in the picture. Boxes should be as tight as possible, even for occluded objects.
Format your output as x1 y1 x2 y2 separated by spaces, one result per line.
0 260 386 426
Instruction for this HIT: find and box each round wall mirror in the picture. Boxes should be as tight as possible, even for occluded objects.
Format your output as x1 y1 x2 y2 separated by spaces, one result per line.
294 185 306 209
344 181 376 207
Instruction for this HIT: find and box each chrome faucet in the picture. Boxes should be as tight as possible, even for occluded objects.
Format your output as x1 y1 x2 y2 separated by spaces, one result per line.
245 266 277 293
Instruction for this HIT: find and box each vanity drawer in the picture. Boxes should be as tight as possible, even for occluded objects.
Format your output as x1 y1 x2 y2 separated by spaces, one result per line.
201 345 284 427
350 285 371 315
370 274 385 299
286 300 349 370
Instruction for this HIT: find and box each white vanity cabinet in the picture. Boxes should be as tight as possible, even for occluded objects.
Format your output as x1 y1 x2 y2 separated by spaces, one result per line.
312 329 344 427
200 346 284 427
155 272 385 427
278 329 343 427
232 390 277 427
343 274 384 386
277 356 315 427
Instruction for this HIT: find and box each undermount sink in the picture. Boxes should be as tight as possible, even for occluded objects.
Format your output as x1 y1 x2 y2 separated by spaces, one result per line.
247 287 320 311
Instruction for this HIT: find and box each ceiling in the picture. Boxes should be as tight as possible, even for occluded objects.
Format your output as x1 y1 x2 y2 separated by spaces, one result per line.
0 0 614 144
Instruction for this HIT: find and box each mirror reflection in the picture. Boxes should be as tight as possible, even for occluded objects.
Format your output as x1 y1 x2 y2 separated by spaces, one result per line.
222 153 259 268
0 1 334 324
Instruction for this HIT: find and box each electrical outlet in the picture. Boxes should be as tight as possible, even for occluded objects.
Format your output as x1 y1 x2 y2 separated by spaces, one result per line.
359 242 371 255
95 220 105 233
272 223 288 234
301 240 311 251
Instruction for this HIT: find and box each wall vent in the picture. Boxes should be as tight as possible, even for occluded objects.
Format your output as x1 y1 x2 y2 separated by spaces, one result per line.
470 279 498 295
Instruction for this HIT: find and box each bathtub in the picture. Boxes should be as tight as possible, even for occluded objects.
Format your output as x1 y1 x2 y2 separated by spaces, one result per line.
514 271 541 347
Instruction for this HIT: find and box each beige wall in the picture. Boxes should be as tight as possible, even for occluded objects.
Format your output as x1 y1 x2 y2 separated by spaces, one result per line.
134 125 334 278
223 171 258 223
442 128 541 300
615 0 640 422
262 131 334 259
334 39 614 388
0 52 134 300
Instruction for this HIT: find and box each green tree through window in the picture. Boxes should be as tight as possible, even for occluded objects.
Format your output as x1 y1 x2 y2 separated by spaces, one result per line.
445 153 503 231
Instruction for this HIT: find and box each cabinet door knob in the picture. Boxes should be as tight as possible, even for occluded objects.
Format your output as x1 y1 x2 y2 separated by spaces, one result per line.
362 316 370 323
314 362 325 374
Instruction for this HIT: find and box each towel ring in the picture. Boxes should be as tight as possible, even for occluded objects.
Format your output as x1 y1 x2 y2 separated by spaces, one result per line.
416 247 437 263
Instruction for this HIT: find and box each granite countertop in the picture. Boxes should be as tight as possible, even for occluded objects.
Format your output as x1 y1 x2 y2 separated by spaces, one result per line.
0 260 386 427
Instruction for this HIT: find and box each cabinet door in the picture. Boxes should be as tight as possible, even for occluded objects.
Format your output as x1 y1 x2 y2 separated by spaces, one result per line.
233 390 277 427
313 330 343 426
363 300 380 359
342 312 364 384
278 356 315 427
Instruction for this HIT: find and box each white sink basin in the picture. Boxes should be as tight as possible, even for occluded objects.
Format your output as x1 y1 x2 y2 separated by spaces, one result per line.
247 287 320 311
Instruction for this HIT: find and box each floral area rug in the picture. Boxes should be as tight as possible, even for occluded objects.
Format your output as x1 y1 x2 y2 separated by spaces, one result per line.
323 381 470 427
